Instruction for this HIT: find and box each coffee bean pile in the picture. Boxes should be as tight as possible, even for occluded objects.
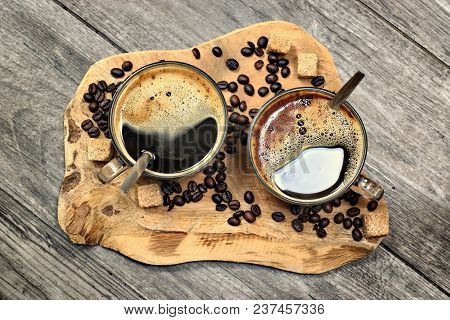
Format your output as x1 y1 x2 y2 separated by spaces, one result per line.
80 61 134 138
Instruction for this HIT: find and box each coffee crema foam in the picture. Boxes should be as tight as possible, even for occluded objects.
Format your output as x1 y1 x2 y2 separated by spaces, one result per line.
251 93 365 195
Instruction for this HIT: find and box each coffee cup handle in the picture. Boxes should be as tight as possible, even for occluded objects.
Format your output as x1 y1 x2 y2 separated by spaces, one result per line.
354 174 384 201
98 157 128 184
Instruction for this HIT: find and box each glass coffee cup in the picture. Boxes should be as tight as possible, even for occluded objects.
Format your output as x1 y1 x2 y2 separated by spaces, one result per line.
248 87 383 205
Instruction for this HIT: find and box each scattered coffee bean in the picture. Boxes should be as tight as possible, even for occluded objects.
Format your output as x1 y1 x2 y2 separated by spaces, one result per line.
233 210 244 218
236 115 249 125
212 193 223 204
281 66 290 78
212 46 222 57
319 217 330 228
243 211 256 223
87 126 100 138
192 48 200 59
254 60 264 70
290 205 301 215
215 182 227 193
173 195 185 206
322 202 333 213
241 47 253 57
88 102 99 112
343 218 353 229
229 112 240 123
311 76 325 87
215 172 226 183
226 59 239 71
317 228 327 238
203 166 216 176
249 108 259 118
182 190 192 203
268 53 278 63
276 89 285 95
303 206 312 215
237 74 249 85
230 95 240 108
347 207 360 217
88 83 98 94
309 213 320 223
161 181 173 195
167 200 174 211
239 101 247 112
94 90 105 103
99 99 111 112
216 151 226 160
226 105 233 112
98 120 108 131
104 129 111 139
292 219 303 232
83 93 95 103
265 73 278 84
192 191 203 202
92 110 103 122
297 120 304 127
247 41 255 49
266 63 279 74
217 80 228 90
250 204 261 216
198 183 208 193
228 200 240 210
257 36 268 48
258 87 269 97
299 214 309 223
163 194 170 207
224 145 236 154
97 80 107 91
272 211 285 222
225 135 236 145
228 217 241 226
111 68 125 78
213 160 225 171
188 181 198 193
204 176 216 189
331 198 341 207
106 83 116 92
270 82 282 93
254 47 264 56
81 119 93 131
312 205 322 213
222 190 232 203
244 191 254 204
367 200 378 212
277 58 289 67
216 203 227 211
353 217 363 228
122 61 133 72
299 127 307 135
172 182 182 194
352 228 363 241
244 84 255 96
240 132 248 145
333 212 344 224
228 81 238 93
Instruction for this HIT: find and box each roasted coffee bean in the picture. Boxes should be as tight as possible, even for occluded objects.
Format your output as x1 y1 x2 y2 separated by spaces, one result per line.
192 48 200 59
104 129 111 139
161 181 173 195
204 176 216 189
297 120 304 126
167 200 174 211
257 36 268 48
227 105 233 112
290 205 301 215
122 61 133 72
249 108 259 118
92 110 104 122
352 228 363 241
228 216 241 226
100 99 111 111
311 76 325 87
353 217 363 228
106 83 116 92
192 191 203 202
239 101 247 112
102 111 109 121
213 160 225 172
241 47 254 57
215 172 226 183
240 132 248 146
281 66 290 78
97 80 107 91
230 95 240 108
94 90 105 103
303 206 312 215
243 211 256 223
173 195 185 206
258 86 269 97
299 213 309 223
254 47 264 56
299 127 307 135
182 190 192 203
216 203 227 211
236 115 249 125
212 46 222 57
111 68 125 78
272 211 285 222
277 58 289 67
265 73 278 84
87 127 100 138
276 89 285 95
346 190 360 206
312 205 322 213
226 59 239 71
198 183 208 193
98 120 108 131
331 198 341 207
217 80 228 90
334 212 344 224
347 207 360 217
229 112 240 123
254 60 264 70
228 81 238 93
216 151 226 160
225 135 237 145
88 83 98 94
322 202 333 213
270 82 282 93
83 93 95 103
319 217 330 228
228 200 240 210
215 182 227 193
237 74 249 85
247 41 255 49
309 213 320 223
268 53 278 63
219 165 227 172
162 194 170 206
224 145 236 154
212 194 223 204
88 102 99 112
233 210 244 218
367 200 378 212
292 219 303 232
244 191 254 204
251 204 261 216
172 182 182 194
316 228 327 238
244 84 255 96
266 63 279 74
81 119 93 131
222 190 232 203
343 218 353 229
203 166 216 176
188 181 198 193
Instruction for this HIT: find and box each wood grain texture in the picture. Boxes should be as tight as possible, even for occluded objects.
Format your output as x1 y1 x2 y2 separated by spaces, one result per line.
0 0 448 299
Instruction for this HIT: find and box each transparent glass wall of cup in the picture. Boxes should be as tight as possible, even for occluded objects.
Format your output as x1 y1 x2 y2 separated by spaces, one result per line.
98 61 228 184
248 87 384 205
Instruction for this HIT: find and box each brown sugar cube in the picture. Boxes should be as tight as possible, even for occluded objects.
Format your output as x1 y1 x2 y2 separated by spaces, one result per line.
267 34 291 55
87 139 113 162
137 184 163 208
297 53 318 78
363 210 389 238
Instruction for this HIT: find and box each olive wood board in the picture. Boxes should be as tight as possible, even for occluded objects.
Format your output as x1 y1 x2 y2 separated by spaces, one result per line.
58 21 388 274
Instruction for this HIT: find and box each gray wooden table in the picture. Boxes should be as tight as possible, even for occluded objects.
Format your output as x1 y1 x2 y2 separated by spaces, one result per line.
0 0 448 299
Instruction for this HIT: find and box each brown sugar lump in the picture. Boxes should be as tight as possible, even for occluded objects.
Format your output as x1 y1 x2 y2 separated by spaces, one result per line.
87 139 113 162
297 53 318 78
363 210 389 238
267 34 291 55
137 184 163 208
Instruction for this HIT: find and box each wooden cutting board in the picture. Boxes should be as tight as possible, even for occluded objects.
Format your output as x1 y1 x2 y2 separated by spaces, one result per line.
58 21 388 274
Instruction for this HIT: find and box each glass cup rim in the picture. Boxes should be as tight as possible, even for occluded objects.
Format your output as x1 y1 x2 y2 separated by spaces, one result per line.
108 60 228 180
248 87 368 205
